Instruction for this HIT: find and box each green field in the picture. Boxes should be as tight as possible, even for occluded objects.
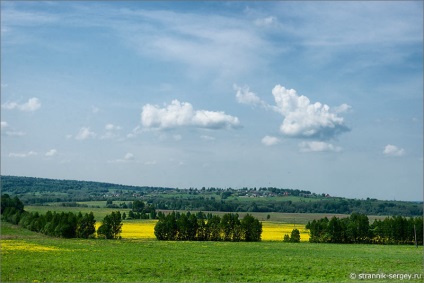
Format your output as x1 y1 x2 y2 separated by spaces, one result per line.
24 204 389 223
1 221 422 282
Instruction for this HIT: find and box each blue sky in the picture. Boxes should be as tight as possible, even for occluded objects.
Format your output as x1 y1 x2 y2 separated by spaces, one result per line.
1 1 422 201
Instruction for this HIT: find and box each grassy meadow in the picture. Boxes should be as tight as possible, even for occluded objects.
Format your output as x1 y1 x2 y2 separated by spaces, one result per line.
2 221 423 282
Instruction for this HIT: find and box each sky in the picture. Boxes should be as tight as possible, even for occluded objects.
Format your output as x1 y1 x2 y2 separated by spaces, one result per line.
1 1 422 201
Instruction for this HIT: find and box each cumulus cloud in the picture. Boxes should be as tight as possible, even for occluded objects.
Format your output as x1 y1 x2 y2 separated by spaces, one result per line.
383 144 405 156
261 135 280 146
45 149 58 157
2 97 41 112
272 85 350 140
75 127 96 140
141 99 240 130
234 84 264 106
1 121 8 129
299 141 342 152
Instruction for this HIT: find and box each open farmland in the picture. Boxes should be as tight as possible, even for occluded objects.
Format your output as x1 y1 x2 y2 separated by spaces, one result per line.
2 221 422 282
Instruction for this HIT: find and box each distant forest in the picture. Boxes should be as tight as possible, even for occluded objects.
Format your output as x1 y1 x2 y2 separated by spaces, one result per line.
1 175 422 216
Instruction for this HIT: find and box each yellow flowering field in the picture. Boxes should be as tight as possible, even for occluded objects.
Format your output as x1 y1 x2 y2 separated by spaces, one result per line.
121 220 157 239
100 220 309 241
261 222 310 242
1 240 62 252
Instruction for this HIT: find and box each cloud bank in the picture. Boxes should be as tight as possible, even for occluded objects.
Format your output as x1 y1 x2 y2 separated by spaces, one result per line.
141 100 240 130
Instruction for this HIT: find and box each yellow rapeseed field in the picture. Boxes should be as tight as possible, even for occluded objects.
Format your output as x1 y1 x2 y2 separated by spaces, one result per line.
261 222 310 242
98 220 310 241
1 240 62 252
121 220 157 239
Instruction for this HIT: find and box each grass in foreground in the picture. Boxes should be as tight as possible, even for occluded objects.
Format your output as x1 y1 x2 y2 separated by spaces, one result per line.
1 222 422 282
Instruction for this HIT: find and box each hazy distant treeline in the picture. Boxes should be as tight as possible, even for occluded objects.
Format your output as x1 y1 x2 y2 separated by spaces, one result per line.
2 175 422 216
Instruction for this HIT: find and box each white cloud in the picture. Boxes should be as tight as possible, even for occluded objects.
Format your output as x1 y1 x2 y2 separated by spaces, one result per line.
2 97 41 112
108 152 137 163
144 160 157 166
4 130 26 137
234 84 265 106
45 149 58 157
383 144 405 157
272 85 350 140
124 153 134 160
261 135 280 146
75 127 96 140
200 135 215 141
333 103 352 113
1 121 26 136
141 99 240 130
115 8 272 77
105 124 121 131
9 151 38 158
254 16 278 27
101 124 122 140
299 141 342 152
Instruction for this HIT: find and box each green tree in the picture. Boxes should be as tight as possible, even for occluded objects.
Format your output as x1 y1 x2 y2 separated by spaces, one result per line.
328 216 342 243
132 200 145 213
220 213 240 241
97 211 122 239
241 214 262 242
207 215 222 241
290 229 301 243
154 212 179 240
76 212 96 238
1 194 24 214
176 213 190 240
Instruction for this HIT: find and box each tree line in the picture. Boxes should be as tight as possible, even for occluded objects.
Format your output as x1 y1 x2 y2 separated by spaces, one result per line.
154 211 262 242
306 212 423 245
4 175 421 216
152 197 422 216
1 194 122 239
